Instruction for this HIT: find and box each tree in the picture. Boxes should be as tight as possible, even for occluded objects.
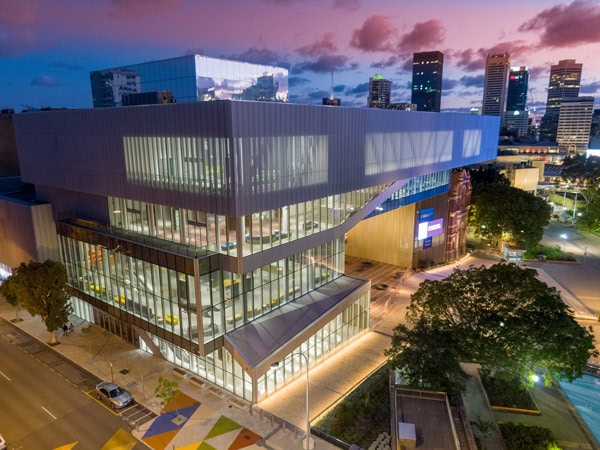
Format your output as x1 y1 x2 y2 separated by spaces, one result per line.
0 275 22 321
387 264 597 391
468 167 510 190
154 376 181 417
469 184 551 249
561 154 600 186
0 260 72 345
385 319 468 393
575 186 600 232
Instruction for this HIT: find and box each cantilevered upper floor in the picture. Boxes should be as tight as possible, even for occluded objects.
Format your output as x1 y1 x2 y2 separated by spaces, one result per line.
13 100 499 219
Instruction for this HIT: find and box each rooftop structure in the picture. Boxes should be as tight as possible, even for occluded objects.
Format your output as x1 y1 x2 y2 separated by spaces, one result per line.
90 54 288 108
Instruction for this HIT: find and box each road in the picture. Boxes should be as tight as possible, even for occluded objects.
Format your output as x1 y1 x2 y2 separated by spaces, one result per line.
0 322 144 450
539 221 600 315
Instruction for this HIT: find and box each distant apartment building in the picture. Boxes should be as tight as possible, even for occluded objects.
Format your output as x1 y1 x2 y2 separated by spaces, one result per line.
411 51 443 112
556 96 594 155
367 74 392 108
90 55 288 107
539 59 582 142
482 53 510 116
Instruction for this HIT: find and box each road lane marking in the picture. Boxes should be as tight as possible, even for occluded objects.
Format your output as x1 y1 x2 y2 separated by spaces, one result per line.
42 406 57 420
0 370 11 381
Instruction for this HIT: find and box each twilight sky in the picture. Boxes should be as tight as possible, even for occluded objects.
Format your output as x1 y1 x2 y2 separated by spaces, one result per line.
1 0 599 116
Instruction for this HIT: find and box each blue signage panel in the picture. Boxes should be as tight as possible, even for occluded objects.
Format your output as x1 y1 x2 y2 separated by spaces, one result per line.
419 208 435 223
423 237 433 249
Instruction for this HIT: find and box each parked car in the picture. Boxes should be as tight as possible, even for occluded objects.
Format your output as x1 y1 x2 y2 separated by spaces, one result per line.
303 221 319 230
95 381 134 409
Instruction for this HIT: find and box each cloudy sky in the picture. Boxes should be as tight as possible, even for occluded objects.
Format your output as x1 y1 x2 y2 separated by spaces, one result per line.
1 0 599 116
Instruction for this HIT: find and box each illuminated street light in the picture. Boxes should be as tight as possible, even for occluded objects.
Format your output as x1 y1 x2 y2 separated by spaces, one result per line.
271 352 312 449
560 233 567 251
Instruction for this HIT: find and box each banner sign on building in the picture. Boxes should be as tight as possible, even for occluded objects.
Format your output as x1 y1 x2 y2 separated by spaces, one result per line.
419 207 435 223
423 237 433 249
418 218 444 240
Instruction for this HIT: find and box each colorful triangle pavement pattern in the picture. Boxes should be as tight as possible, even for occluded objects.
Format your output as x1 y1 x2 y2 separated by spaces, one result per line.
139 392 265 450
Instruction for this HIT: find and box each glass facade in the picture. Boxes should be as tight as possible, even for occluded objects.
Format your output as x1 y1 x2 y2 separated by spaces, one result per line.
91 55 288 107
108 183 388 257
59 227 345 345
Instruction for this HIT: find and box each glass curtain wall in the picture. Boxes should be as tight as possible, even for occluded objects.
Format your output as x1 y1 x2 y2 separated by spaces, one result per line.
140 292 370 402
60 233 345 344
257 291 370 401
108 183 388 256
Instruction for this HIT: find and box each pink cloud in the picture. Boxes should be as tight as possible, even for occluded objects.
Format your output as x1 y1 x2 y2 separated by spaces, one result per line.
518 0 600 48
294 54 356 73
0 30 48 57
0 0 38 26
397 19 445 53
333 0 361 11
31 75 60 87
451 40 532 71
108 0 182 17
297 33 337 56
350 15 396 52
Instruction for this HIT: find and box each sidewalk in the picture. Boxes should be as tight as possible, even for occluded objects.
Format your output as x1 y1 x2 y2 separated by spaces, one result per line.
0 301 365 450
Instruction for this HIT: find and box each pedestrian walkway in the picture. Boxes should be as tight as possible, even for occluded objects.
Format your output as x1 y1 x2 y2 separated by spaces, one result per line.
0 299 384 450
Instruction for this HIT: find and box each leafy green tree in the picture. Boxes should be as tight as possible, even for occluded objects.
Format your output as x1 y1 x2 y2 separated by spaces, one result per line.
0 275 22 321
385 319 468 393
561 154 600 186
468 167 510 190
576 186 600 232
0 260 72 345
387 264 597 391
469 184 551 249
154 376 181 416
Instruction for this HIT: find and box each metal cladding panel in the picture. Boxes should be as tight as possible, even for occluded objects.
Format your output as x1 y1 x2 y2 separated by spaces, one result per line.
14 101 498 218
14 102 236 216
228 101 499 215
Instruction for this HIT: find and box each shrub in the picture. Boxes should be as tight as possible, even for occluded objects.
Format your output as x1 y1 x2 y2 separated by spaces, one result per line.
480 372 536 410
313 366 390 447
499 422 560 450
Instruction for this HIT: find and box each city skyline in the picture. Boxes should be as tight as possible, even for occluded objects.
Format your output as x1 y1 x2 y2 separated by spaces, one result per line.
1 0 599 115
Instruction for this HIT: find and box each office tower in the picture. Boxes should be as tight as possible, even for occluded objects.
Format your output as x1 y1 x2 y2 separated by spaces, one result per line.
556 96 594 154
368 74 392 108
411 51 444 112
90 55 288 107
482 53 510 116
506 66 529 112
10 101 498 403
539 59 582 142
502 66 529 136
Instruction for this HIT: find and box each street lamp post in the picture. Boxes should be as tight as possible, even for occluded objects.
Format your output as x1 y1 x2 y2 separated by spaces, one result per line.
271 352 311 450
560 233 567 252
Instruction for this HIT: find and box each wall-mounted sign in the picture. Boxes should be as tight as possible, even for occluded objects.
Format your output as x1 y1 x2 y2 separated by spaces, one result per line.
418 218 444 240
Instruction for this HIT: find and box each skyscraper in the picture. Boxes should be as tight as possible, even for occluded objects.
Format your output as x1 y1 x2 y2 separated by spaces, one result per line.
368 74 392 108
539 59 582 142
556 96 594 155
506 66 529 112
502 66 529 136
411 51 444 112
482 53 510 116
